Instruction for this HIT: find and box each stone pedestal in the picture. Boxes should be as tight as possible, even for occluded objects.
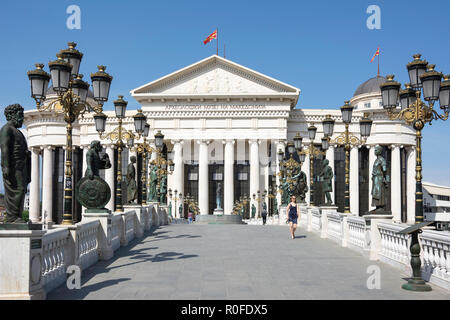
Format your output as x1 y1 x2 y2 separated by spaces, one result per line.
319 206 338 239
83 210 114 261
123 205 144 238
363 214 394 261
0 229 47 300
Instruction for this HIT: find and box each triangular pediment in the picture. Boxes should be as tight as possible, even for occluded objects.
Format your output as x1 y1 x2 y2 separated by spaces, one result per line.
131 55 300 96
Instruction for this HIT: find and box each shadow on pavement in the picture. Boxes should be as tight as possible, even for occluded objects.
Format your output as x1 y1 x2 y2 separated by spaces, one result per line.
48 225 200 300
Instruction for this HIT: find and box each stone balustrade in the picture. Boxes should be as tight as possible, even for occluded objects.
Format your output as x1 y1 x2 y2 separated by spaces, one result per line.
421 229 450 291
248 206 450 292
0 203 169 299
378 222 411 273
41 228 70 292
347 216 368 254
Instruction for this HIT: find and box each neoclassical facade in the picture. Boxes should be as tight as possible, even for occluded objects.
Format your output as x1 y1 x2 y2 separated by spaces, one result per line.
24 55 418 224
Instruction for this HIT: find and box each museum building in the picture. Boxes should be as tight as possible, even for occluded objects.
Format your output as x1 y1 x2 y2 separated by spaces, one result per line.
24 55 419 224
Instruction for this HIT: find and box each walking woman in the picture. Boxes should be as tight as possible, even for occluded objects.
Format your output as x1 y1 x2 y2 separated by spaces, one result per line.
286 195 300 239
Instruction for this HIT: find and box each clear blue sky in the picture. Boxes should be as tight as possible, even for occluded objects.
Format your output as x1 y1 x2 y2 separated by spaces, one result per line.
0 0 450 189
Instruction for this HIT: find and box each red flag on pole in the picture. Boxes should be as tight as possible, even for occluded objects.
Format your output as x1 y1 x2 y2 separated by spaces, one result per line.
203 30 217 45
370 47 380 63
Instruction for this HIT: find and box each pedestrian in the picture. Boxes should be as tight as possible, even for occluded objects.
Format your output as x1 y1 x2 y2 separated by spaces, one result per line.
188 209 193 224
286 195 300 239
261 202 267 225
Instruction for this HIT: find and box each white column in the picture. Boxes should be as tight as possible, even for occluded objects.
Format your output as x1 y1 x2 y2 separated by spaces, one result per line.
249 140 260 217
82 146 88 175
275 141 285 209
368 145 376 211
224 139 235 215
41 146 53 223
304 152 310 205
29 147 41 223
81 146 88 213
349 146 359 215
326 145 335 204
406 147 416 224
391 145 402 222
105 145 115 212
198 140 209 215
172 140 184 217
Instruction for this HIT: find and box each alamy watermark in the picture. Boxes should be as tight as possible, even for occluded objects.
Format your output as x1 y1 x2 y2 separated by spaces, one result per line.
66 5 81 30
66 265 81 290
366 265 381 289
366 5 381 30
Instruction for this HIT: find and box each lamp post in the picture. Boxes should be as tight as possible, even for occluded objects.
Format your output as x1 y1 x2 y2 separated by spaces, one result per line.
322 105 373 214
94 96 140 212
127 119 152 205
299 126 328 206
380 54 449 292
28 42 112 224
150 131 174 204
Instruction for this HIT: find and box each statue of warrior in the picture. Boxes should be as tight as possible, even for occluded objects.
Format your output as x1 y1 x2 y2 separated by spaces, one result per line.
0 104 31 223
148 164 158 202
318 159 334 206
85 140 111 178
371 145 390 213
292 168 308 204
126 156 137 204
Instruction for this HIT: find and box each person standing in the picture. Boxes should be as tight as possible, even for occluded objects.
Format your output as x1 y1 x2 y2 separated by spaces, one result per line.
286 195 300 239
261 201 267 225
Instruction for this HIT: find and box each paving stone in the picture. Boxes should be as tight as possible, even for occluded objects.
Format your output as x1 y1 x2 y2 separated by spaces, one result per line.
48 224 450 300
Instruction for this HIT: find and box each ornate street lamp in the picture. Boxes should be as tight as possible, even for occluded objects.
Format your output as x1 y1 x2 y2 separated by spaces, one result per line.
323 103 372 214
380 54 448 292
131 120 153 206
95 96 138 212
150 131 174 204
27 42 111 225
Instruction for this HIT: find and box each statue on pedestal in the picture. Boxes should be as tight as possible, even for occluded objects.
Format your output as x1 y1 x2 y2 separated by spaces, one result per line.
251 203 256 219
148 165 158 202
76 140 112 210
216 182 222 210
281 177 291 206
0 104 31 223
370 145 390 214
318 159 334 206
126 156 137 204
292 168 308 204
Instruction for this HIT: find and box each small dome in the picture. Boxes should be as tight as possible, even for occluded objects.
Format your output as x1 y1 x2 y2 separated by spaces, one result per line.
353 76 386 97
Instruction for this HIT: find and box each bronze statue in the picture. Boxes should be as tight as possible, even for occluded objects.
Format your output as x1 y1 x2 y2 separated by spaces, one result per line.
370 145 390 214
126 156 137 204
280 177 291 206
291 167 308 204
0 104 31 223
148 164 158 202
251 203 256 219
318 159 334 206
75 140 112 210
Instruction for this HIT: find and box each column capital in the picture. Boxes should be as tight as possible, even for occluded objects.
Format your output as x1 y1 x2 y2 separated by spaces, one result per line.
171 139 184 145
40 145 54 151
197 139 210 145
248 139 260 145
222 139 235 145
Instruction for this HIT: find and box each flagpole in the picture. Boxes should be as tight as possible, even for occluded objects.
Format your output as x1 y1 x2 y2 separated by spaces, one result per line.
377 46 380 77
216 28 219 56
